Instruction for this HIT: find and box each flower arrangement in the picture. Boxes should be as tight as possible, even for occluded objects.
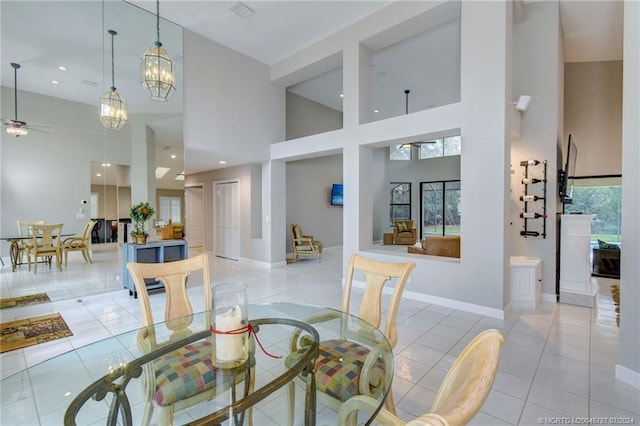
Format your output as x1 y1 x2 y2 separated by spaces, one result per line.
130 201 156 239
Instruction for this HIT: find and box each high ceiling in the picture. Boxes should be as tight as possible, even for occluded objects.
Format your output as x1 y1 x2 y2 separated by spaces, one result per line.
1 1 624 179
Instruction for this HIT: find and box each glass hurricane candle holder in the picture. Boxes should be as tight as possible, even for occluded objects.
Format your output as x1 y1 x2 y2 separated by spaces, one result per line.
211 282 249 368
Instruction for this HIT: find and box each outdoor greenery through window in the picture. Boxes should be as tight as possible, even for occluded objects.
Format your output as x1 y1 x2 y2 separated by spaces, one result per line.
421 180 461 237
419 135 461 159
563 176 622 244
390 182 411 225
390 145 412 160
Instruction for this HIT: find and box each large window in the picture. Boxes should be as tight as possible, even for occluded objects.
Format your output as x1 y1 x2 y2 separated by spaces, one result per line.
564 176 622 243
159 196 182 224
389 182 411 225
421 180 460 237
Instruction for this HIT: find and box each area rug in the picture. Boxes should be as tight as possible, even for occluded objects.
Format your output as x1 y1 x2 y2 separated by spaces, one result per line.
0 293 51 310
0 313 73 353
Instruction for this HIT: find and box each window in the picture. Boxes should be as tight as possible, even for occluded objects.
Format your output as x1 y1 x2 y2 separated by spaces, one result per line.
159 196 182 223
389 182 411 225
390 144 412 160
419 135 461 159
421 180 460 237
564 176 622 244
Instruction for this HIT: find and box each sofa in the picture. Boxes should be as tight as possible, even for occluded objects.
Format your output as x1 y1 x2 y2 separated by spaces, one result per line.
592 247 620 279
408 235 461 258
392 220 417 245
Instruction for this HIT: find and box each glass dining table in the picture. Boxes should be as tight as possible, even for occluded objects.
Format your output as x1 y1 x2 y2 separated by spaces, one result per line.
0 303 393 425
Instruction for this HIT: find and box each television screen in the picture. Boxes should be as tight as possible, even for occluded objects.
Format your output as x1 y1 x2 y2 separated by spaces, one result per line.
331 184 343 206
559 134 577 201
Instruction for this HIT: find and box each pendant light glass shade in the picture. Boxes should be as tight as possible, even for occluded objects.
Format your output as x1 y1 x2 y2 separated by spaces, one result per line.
100 30 127 130
100 88 128 130
140 0 175 102
6 126 28 137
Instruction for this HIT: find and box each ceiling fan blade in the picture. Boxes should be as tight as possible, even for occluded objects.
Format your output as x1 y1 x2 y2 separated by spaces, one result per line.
25 126 50 135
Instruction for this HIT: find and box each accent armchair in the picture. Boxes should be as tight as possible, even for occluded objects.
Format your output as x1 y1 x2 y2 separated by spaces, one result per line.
392 220 417 245
290 223 323 263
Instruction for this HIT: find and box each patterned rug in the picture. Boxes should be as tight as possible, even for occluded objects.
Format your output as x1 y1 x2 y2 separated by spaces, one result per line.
0 293 51 309
0 313 73 353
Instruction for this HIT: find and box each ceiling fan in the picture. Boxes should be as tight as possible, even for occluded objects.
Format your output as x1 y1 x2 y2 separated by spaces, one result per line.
1 63 50 137
400 89 436 148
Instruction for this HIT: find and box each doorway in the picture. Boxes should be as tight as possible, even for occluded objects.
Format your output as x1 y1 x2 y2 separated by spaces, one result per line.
214 181 240 260
185 186 204 248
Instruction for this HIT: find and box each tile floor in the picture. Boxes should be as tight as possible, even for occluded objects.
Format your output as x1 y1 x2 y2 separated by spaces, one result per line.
0 246 637 425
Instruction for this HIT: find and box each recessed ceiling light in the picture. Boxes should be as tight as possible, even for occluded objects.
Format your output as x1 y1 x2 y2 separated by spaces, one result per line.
339 93 344 98
374 109 379 113
51 80 59 85
170 154 176 159
58 66 68 71
175 174 184 181
155 167 170 179
219 160 227 164
102 163 111 167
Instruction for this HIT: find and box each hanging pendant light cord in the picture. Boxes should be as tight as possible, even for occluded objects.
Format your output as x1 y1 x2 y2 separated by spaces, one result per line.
109 30 116 90
13 65 18 120
156 0 161 44
405 89 410 115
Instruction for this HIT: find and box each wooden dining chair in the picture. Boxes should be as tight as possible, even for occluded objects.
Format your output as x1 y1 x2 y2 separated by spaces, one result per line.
126 254 254 426
28 223 63 273
16 220 44 265
61 220 96 266
285 253 415 425
338 329 505 426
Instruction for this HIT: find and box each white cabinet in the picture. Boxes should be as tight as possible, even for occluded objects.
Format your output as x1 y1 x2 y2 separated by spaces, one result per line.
510 256 542 306
560 214 596 307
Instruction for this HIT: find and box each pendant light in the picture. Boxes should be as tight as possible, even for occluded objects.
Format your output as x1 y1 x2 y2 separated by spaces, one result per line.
140 0 175 102
100 30 128 130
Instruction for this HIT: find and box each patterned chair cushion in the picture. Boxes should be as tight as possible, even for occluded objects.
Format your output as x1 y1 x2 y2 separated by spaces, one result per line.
285 339 385 402
153 340 222 406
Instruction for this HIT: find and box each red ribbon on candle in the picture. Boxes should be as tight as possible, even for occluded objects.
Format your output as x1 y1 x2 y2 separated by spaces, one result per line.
210 323 282 359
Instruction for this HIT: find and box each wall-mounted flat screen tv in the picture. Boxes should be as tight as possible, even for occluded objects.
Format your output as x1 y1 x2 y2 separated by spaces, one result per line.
331 184 344 206
559 133 577 202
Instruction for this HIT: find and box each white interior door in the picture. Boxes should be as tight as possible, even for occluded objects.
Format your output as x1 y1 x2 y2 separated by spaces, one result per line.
214 181 240 260
185 186 204 248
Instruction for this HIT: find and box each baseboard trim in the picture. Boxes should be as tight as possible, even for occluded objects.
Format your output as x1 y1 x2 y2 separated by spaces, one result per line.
351 280 504 319
615 364 640 389
541 292 557 303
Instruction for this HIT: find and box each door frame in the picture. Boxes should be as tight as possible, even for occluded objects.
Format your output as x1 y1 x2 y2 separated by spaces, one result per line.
185 183 205 248
213 178 241 260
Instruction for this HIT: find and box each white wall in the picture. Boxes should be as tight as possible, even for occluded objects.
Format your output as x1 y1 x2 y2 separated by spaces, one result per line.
564 61 623 176
286 155 343 252
618 0 640 388
510 1 562 298
286 92 342 140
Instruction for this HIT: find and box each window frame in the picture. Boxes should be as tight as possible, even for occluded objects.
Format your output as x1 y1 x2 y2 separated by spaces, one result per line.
420 180 461 237
389 182 412 226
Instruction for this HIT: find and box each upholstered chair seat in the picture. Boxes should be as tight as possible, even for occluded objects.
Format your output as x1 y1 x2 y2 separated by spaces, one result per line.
392 220 417 245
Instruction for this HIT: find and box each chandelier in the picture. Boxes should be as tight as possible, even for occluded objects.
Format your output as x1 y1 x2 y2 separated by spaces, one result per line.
100 30 128 130
140 0 175 102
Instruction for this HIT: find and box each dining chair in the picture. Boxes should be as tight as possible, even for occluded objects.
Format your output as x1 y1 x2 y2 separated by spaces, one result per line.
126 254 254 426
61 220 96 266
338 329 505 426
16 220 44 265
285 253 416 425
28 223 64 273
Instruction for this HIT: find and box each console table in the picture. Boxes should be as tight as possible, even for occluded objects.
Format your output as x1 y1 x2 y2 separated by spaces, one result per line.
122 240 188 298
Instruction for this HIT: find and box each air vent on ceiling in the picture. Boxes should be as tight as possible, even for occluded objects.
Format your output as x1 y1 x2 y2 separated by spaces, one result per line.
81 80 99 87
230 1 255 19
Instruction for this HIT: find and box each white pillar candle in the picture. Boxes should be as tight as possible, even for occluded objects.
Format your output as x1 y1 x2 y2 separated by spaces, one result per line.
215 305 244 361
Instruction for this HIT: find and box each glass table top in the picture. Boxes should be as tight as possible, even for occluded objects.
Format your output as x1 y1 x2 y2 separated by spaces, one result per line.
1 302 393 425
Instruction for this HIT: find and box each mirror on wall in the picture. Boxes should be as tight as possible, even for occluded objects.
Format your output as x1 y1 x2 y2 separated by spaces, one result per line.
0 1 183 301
